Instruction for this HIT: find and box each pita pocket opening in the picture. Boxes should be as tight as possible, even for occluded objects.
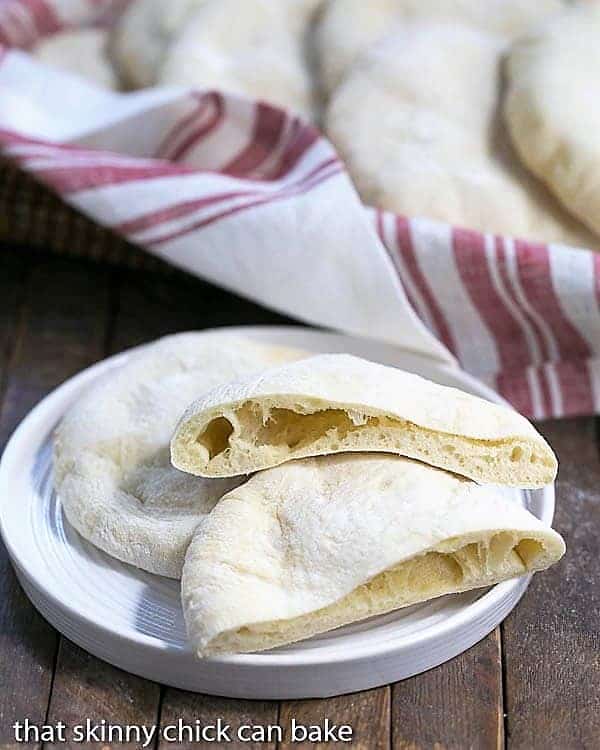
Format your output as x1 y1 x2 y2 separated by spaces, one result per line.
172 354 557 487
182 454 564 656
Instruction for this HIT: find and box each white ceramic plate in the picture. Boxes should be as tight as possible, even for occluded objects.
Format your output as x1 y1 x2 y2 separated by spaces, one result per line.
0 326 554 699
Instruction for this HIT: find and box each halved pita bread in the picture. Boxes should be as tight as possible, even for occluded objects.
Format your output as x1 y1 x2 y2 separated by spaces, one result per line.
182 454 564 656
171 354 557 487
54 332 303 578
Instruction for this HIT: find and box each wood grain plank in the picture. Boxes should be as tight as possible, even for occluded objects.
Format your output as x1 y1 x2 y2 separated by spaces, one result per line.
158 692 278 750
503 418 600 750
0 250 43 750
110 266 295 354
44 641 160 750
0 254 108 445
279 687 390 750
0 253 110 750
391 629 503 750
44 264 179 748
0 252 28 381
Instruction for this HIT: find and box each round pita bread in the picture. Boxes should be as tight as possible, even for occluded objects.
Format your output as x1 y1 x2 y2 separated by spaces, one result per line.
32 29 119 90
316 0 565 96
111 0 323 107
171 353 557 488
182 454 565 655
157 0 322 118
110 0 210 88
324 23 596 246
504 5 600 240
54 332 303 578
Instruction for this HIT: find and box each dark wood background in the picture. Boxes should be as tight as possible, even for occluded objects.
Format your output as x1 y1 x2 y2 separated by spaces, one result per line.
0 245 598 750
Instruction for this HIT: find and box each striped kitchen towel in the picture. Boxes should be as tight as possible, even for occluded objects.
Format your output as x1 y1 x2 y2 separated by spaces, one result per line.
1 0 599 420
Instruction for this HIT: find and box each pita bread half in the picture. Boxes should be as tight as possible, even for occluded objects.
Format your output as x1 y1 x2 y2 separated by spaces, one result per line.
171 353 557 487
54 332 304 578
182 454 564 656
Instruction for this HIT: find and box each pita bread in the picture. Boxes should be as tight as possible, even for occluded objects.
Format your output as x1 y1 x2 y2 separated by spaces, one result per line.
324 23 596 246
157 0 322 119
110 0 210 88
111 0 323 105
32 29 119 90
54 332 303 578
182 454 565 655
316 0 565 96
171 353 557 487
504 5 600 240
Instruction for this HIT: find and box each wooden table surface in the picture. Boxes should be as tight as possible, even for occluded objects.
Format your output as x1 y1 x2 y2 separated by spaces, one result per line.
0 245 598 750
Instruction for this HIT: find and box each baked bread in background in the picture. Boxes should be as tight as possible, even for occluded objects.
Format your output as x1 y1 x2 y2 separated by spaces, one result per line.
32 28 119 90
158 0 321 119
505 3 600 241
24 0 600 247
111 0 324 119
315 0 565 96
324 19 597 245
109 0 211 88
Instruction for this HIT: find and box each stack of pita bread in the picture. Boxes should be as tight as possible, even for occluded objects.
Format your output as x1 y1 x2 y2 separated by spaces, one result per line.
54 331 564 657
28 0 600 247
